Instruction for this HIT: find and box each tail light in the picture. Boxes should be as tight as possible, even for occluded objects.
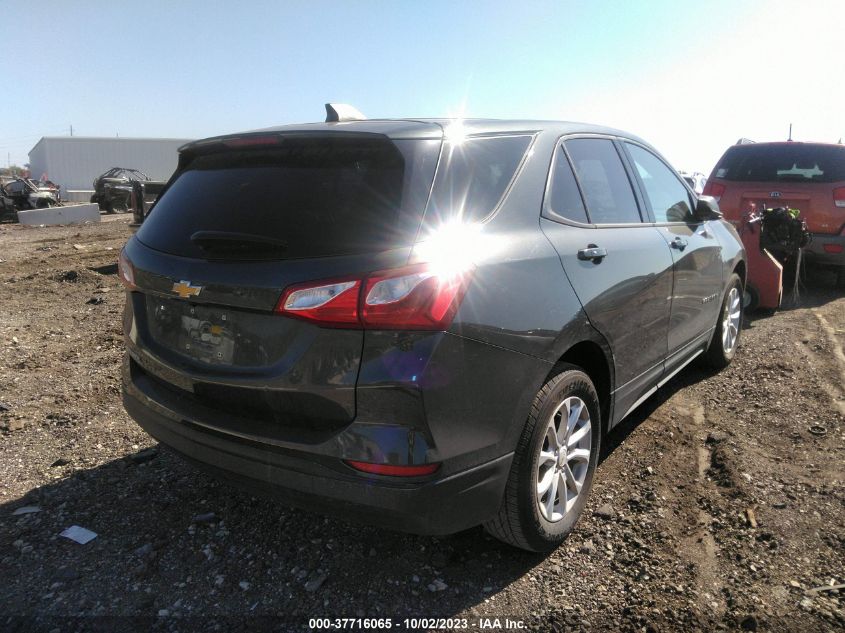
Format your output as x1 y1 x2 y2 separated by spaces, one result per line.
362 264 471 330
823 243 844 254
833 187 845 208
118 248 136 290
275 263 473 331
345 460 440 477
278 278 361 327
222 135 280 148
703 182 726 202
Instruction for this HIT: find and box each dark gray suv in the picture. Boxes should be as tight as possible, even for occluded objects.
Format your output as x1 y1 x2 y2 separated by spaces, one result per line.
120 115 745 551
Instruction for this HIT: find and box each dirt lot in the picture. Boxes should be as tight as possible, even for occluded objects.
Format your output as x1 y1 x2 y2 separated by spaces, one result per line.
0 218 843 632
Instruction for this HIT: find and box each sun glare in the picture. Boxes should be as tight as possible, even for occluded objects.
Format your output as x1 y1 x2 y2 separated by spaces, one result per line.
443 119 468 146
414 221 503 277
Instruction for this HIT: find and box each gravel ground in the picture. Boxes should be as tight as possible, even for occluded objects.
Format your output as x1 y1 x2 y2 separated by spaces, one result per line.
0 218 843 632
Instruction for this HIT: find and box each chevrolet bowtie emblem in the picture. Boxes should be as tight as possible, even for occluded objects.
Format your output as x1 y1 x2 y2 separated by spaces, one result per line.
172 280 203 299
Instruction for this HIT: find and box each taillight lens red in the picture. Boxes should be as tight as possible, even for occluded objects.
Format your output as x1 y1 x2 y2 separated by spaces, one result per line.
362 264 472 330
276 278 361 327
345 460 440 477
118 248 136 290
833 187 845 208
703 182 726 202
275 264 473 331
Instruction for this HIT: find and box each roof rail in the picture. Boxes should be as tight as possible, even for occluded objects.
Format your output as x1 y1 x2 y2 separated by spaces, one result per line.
325 103 367 123
735 138 755 145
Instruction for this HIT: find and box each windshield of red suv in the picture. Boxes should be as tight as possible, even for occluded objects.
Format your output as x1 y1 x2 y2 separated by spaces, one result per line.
713 143 845 183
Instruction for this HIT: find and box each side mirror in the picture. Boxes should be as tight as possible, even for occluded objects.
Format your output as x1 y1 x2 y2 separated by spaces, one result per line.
695 195 722 221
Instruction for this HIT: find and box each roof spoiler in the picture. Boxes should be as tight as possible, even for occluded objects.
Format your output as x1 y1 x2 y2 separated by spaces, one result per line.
735 137 755 145
325 103 367 123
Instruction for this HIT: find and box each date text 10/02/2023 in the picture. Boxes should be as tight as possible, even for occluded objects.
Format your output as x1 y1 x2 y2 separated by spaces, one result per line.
308 617 526 630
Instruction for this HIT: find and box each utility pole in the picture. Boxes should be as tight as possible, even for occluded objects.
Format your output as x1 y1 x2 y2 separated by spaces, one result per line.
70 124 73 137
788 123 793 141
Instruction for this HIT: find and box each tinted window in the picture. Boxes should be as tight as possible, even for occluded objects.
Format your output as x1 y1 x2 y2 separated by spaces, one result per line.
424 135 531 226
714 143 845 183
626 143 694 223
547 147 588 223
565 138 640 224
137 136 440 260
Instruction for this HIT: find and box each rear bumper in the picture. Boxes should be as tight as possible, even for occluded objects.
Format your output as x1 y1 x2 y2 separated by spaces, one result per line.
122 383 512 535
120 281 551 534
804 233 845 267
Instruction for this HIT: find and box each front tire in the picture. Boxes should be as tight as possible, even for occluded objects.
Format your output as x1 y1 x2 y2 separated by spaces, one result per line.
484 366 601 552
704 273 743 369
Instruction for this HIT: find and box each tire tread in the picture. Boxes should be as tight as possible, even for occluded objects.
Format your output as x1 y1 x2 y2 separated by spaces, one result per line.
484 368 577 550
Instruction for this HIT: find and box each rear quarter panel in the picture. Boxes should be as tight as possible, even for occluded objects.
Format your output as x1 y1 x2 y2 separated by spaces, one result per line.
710 218 746 284
425 130 614 459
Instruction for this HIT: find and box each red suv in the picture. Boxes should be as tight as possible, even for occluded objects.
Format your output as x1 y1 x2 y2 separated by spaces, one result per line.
704 141 845 286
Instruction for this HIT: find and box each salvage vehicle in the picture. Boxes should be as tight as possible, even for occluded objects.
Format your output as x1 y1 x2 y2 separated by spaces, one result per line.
704 140 845 287
91 167 166 214
2 178 60 209
37 179 62 202
0 189 17 222
129 179 167 226
120 107 746 552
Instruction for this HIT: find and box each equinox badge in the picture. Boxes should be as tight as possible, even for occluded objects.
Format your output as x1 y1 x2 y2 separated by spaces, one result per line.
172 280 203 299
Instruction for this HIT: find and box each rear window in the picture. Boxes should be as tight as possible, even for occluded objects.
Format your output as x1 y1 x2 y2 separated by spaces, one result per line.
423 135 532 227
714 144 845 183
137 136 440 260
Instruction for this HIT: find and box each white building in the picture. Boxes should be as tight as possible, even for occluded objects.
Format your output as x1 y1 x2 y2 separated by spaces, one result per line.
28 136 194 201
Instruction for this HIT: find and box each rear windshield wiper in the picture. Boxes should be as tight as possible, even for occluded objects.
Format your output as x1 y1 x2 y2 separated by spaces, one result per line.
190 231 288 254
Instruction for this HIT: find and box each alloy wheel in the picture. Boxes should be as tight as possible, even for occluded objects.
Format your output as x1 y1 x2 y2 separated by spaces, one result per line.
721 287 741 353
536 396 592 522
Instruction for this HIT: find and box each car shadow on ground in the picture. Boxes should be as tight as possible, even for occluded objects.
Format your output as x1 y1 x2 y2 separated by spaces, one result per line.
600 360 708 463
1 364 715 627
1 445 542 626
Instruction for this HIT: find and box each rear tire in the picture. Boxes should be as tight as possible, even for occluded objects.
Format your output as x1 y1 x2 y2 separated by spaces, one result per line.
484 366 601 552
836 267 845 290
742 285 759 313
704 273 743 369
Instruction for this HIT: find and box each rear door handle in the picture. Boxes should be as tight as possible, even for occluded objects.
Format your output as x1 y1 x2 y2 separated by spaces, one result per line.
577 245 608 261
670 237 688 250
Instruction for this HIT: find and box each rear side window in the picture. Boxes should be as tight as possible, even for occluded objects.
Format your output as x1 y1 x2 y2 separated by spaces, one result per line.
626 143 695 223
546 147 589 223
137 136 440 260
565 138 641 224
424 135 531 227
714 144 845 183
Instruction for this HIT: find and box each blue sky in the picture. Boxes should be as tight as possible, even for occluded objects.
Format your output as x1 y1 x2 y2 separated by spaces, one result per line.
1 0 843 173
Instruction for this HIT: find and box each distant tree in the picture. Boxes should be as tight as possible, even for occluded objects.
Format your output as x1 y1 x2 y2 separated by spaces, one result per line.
0 165 24 177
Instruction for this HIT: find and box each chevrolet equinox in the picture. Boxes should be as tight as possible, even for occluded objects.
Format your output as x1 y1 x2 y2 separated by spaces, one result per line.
120 111 746 551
